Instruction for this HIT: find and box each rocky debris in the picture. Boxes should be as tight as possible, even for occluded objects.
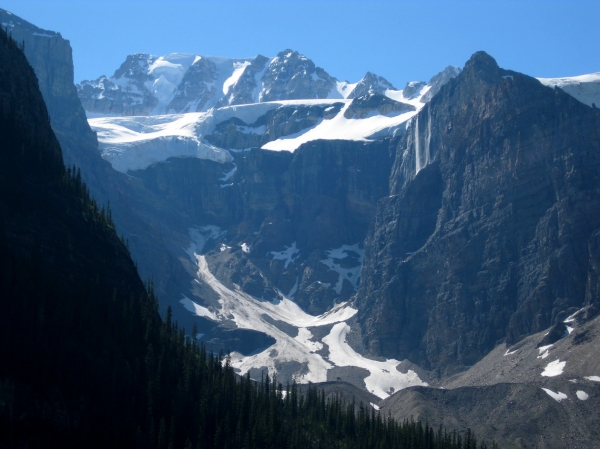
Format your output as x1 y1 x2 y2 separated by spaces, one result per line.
383 381 600 449
382 314 600 448
357 51 600 373
348 71 397 99
343 93 414 119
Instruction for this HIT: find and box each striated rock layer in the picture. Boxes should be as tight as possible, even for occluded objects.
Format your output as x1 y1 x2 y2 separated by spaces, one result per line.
356 51 600 373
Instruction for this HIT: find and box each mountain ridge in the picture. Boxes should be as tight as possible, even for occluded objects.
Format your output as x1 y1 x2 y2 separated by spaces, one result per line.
76 48 461 117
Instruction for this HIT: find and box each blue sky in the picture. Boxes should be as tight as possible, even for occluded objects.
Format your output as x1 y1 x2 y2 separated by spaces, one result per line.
2 1 599 88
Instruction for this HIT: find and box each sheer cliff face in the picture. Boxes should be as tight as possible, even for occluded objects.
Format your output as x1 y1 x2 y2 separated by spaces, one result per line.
0 11 99 172
356 52 600 373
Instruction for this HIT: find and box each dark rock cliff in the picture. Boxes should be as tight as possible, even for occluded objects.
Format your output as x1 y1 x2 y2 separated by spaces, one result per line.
133 138 394 315
356 51 600 373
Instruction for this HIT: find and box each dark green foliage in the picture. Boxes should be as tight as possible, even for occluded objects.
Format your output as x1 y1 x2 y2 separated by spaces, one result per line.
0 28 496 449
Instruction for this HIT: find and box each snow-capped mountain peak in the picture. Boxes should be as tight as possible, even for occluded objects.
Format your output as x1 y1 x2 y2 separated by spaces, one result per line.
77 49 416 116
347 71 397 99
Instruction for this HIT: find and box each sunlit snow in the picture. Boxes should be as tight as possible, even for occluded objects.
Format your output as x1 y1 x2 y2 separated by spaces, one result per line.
542 388 568 402
537 344 553 359
90 81 433 171
180 296 217 320
89 113 232 172
541 360 566 377
261 101 418 152
576 390 589 401
322 322 427 398
179 228 427 398
223 61 251 94
585 376 600 382
147 54 198 109
537 72 600 108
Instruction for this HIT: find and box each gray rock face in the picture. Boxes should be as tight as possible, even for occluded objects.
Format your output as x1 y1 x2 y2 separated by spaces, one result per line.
0 9 206 333
348 71 396 99
133 138 394 315
205 103 344 150
216 55 269 107
258 49 336 102
78 54 158 116
356 51 600 373
0 9 100 171
167 56 218 113
420 65 461 103
402 81 426 99
343 94 414 119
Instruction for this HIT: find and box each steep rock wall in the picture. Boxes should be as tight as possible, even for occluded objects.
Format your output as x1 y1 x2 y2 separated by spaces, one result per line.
356 52 600 373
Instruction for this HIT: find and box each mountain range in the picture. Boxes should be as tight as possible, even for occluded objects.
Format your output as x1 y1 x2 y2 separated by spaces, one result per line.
2 7 600 448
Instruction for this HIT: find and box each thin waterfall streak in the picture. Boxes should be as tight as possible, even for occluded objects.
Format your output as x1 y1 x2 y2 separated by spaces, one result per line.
426 108 432 166
415 115 421 174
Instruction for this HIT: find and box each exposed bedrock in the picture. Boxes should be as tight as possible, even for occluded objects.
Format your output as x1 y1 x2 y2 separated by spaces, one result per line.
356 51 600 373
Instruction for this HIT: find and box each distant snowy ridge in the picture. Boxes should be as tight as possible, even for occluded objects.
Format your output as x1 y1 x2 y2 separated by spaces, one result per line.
84 49 466 172
537 72 600 108
78 49 406 117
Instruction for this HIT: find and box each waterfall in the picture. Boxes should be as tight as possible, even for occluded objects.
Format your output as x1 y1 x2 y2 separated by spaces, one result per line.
425 107 432 166
415 114 421 174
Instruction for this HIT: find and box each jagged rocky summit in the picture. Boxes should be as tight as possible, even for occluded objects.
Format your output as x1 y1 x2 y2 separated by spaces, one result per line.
76 48 459 117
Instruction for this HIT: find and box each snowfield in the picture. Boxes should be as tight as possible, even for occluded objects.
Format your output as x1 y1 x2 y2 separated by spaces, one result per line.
180 227 427 398
88 84 432 173
541 359 566 377
537 72 600 108
90 112 232 172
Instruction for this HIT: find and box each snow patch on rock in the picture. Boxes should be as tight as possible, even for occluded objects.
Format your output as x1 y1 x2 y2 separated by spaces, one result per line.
542 388 568 402
270 242 300 269
320 244 364 295
541 360 566 377
576 390 589 401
